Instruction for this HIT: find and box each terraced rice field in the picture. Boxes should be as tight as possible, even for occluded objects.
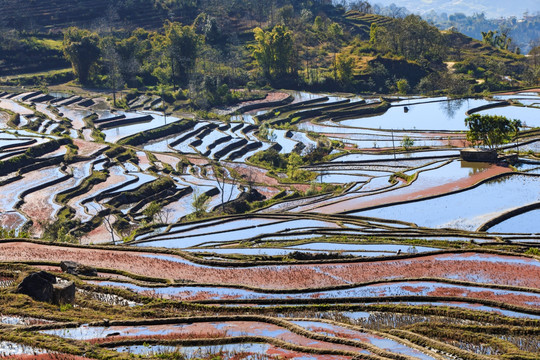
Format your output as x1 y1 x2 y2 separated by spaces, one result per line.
0 89 539 359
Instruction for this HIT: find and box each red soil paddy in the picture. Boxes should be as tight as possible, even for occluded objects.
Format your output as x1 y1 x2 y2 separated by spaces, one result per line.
154 153 181 169
89 321 364 354
185 154 210 166
1 355 96 360
229 163 281 186
265 349 350 360
80 223 117 245
136 151 151 168
228 163 310 193
0 242 539 293
238 92 290 109
72 139 106 157
426 287 540 308
315 162 511 214
0 212 25 229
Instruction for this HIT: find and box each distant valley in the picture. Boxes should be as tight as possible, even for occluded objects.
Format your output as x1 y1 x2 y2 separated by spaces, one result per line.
371 0 539 18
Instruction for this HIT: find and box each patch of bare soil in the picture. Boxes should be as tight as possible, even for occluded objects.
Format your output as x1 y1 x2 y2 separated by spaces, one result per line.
72 139 107 157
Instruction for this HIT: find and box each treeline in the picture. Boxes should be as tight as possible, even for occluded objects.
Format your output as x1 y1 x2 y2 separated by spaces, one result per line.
1 0 538 99
61 19 255 109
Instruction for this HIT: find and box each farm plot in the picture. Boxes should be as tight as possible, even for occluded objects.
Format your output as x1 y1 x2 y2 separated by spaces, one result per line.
0 89 539 360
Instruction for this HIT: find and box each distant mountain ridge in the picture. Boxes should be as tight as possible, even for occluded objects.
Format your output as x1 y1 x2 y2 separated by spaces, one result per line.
372 0 539 18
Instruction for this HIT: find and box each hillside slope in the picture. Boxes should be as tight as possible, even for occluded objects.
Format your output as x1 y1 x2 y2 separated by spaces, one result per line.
0 0 167 31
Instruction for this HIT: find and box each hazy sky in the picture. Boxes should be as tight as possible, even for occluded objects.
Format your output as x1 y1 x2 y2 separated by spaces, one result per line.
372 0 539 18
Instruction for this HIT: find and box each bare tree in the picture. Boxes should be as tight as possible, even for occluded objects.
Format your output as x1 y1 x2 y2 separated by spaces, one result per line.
101 211 117 244
92 4 120 36
348 1 373 13
242 165 257 190
385 4 407 18
212 162 239 212
88 203 116 244
101 38 125 107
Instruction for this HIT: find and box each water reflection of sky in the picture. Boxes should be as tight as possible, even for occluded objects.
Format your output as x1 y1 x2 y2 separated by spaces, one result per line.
339 99 494 131
477 106 540 128
355 174 540 231
488 208 540 234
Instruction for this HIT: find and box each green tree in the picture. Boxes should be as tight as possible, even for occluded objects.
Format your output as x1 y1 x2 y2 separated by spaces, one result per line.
63 27 101 84
396 79 410 94
525 45 540 85
143 201 161 222
336 53 354 86
193 13 221 45
369 23 378 44
370 15 445 62
349 1 373 13
165 21 199 89
327 23 343 42
464 114 521 149
277 5 294 25
252 25 296 82
482 30 512 51
286 152 312 182
313 16 324 32
401 135 414 150
192 192 210 217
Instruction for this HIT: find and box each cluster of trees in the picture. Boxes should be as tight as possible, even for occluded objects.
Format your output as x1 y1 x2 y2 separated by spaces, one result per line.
465 114 521 149
6 0 533 101
481 30 514 52
369 15 446 63
62 23 200 88
61 5 356 100
334 0 408 18
61 19 249 108
252 25 297 85
526 45 540 85
250 141 332 182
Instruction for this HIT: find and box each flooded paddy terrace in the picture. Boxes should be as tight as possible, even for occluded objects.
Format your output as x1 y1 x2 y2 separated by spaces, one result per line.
0 89 539 359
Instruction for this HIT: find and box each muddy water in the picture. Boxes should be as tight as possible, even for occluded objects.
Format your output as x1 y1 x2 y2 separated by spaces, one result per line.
1 242 539 289
298 160 506 214
332 150 460 162
0 341 45 357
289 243 439 253
0 167 65 212
272 129 298 153
377 302 540 319
101 112 179 143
